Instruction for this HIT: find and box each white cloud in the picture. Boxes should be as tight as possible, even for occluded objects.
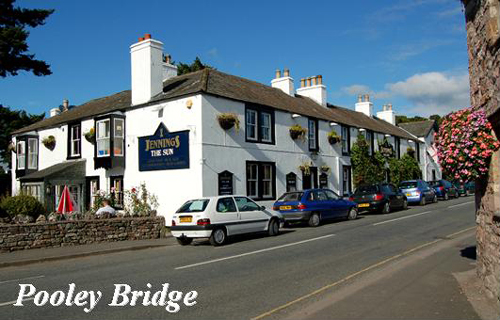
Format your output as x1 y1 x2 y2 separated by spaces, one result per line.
387 71 470 116
341 84 391 99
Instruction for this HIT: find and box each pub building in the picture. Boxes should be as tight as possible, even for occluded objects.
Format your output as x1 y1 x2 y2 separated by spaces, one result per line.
11 34 432 225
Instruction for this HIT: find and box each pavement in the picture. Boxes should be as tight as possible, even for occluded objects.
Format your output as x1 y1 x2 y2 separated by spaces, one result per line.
0 237 173 268
0 196 498 320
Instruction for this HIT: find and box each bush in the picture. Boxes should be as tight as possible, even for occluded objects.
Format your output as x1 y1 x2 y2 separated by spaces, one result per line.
0 194 45 218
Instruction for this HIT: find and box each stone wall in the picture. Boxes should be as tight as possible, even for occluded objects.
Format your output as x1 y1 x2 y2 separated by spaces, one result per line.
0 217 166 252
463 0 500 304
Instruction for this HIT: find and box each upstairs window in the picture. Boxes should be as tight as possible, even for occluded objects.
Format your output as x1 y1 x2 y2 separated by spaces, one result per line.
245 105 275 144
17 141 25 170
69 124 81 158
395 137 401 159
96 119 110 157
366 130 374 155
114 118 124 156
308 118 318 151
27 138 38 170
341 126 350 155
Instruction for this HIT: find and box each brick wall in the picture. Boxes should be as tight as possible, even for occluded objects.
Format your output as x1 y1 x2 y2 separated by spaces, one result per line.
0 217 166 252
464 0 500 303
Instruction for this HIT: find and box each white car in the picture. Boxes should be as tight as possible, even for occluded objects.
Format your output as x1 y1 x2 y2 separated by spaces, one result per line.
171 195 283 246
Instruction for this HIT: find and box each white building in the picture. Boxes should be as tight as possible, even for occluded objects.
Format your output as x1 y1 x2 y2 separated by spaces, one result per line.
11 34 426 224
398 120 442 181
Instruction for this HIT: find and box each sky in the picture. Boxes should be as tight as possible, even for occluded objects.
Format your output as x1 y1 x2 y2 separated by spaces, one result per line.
0 0 470 118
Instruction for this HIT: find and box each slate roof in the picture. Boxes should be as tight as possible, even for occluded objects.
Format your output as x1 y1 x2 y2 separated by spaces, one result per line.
14 69 416 140
398 120 436 138
19 160 86 182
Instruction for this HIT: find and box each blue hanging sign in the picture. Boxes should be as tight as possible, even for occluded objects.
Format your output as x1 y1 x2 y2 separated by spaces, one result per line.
138 123 190 171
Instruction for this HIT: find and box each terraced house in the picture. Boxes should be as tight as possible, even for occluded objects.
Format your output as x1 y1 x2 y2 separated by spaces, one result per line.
11 34 429 224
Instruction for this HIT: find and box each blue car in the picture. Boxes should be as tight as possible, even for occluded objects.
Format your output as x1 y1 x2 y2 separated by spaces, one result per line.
399 180 437 205
273 189 358 227
428 180 458 200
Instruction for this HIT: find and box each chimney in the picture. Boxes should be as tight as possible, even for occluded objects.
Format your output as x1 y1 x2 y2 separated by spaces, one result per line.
296 74 327 107
162 54 178 82
50 107 61 118
355 93 374 117
377 102 396 125
271 68 295 96
130 33 164 105
62 99 69 111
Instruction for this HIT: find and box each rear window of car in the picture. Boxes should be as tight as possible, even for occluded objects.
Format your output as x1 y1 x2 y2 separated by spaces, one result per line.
355 185 379 194
400 181 418 189
429 181 442 187
278 192 303 202
177 199 210 213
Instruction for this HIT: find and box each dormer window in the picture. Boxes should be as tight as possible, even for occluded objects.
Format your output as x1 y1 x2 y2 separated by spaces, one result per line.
94 115 125 170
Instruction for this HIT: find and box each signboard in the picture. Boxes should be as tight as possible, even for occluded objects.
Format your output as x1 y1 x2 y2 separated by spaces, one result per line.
218 171 234 195
379 139 394 158
286 172 297 192
319 173 328 188
138 123 189 171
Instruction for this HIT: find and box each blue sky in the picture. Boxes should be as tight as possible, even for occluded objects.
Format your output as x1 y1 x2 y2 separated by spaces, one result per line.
0 0 469 117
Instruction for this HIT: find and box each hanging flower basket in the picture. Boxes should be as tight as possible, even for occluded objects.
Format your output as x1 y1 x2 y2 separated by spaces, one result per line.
290 125 307 140
435 106 500 182
327 130 341 144
320 165 331 174
42 136 56 151
217 113 240 131
299 161 312 176
8 142 16 153
84 128 95 143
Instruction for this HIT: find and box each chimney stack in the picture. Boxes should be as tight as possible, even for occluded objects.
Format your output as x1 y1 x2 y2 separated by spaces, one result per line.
271 68 295 96
296 74 327 107
62 99 69 112
377 102 396 125
355 93 374 117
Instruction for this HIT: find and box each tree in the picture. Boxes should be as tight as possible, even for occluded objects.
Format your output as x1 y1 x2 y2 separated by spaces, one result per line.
0 105 44 169
0 0 54 77
351 134 385 187
176 57 214 76
429 114 443 126
396 115 428 125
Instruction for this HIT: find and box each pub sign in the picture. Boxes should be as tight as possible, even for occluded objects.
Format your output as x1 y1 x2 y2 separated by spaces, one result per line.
138 123 190 171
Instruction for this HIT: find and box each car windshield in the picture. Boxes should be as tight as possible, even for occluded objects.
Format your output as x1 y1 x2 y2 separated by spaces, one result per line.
355 185 379 194
429 181 441 187
400 181 418 189
278 192 303 202
176 199 210 213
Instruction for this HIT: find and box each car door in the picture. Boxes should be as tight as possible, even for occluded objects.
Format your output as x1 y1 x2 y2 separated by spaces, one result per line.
214 197 241 235
315 190 332 218
383 184 397 208
391 184 405 207
324 189 345 217
234 196 269 233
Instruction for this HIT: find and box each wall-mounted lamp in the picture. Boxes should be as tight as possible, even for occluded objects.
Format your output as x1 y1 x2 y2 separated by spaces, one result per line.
408 140 414 144
385 134 391 138
291 114 302 119
186 100 193 109
329 122 338 126
359 128 366 132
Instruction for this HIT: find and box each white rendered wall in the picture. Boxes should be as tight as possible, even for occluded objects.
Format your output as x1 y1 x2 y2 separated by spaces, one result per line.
130 39 164 105
125 95 203 225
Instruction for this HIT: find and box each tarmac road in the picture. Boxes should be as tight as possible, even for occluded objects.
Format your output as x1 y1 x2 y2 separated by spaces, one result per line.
0 196 478 319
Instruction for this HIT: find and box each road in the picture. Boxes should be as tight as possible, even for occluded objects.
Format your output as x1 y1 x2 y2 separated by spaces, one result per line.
0 196 477 319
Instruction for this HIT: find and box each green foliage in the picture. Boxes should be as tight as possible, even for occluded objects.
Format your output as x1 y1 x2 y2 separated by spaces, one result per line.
351 133 380 187
388 153 422 185
396 115 428 125
0 0 54 77
289 124 307 140
176 57 214 76
0 105 45 169
429 114 443 126
124 183 159 216
0 194 45 218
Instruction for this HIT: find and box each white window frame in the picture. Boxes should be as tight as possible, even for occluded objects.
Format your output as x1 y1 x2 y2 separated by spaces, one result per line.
23 183 43 203
17 141 26 170
27 138 38 169
247 163 258 198
260 112 272 143
70 125 81 157
246 109 258 141
341 126 349 154
96 119 110 157
308 119 317 150
262 164 272 197
114 118 124 157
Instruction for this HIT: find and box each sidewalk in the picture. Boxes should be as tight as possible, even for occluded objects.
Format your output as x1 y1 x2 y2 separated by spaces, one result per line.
282 230 499 320
0 236 173 268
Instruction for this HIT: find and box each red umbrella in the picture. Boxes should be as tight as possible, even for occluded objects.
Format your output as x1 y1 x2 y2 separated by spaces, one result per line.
57 186 74 214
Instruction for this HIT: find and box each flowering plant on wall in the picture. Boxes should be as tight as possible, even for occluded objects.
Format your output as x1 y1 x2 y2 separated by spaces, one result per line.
217 113 240 131
289 124 307 140
84 127 95 143
42 135 56 150
435 106 500 182
124 183 159 217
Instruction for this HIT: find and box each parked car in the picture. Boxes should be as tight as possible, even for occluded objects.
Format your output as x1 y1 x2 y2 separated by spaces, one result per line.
350 183 408 214
171 196 283 246
454 181 476 196
399 180 437 205
272 189 358 227
428 180 458 200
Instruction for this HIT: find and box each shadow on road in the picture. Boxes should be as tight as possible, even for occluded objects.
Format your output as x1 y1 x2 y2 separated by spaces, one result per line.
460 246 477 260
284 216 365 228
191 229 297 246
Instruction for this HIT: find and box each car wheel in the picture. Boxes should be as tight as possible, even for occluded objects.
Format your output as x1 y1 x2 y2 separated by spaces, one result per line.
444 192 449 201
382 202 391 214
268 219 280 236
403 199 408 210
347 207 358 220
176 237 193 246
209 228 227 246
433 195 438 203
308 212 321 227
420 196 426 206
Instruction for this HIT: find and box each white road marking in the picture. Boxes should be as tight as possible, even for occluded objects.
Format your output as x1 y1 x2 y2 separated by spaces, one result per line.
448 201 474 209
373 211 433 226
0 297 34 307
175 234 335 270
0 275 45 285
